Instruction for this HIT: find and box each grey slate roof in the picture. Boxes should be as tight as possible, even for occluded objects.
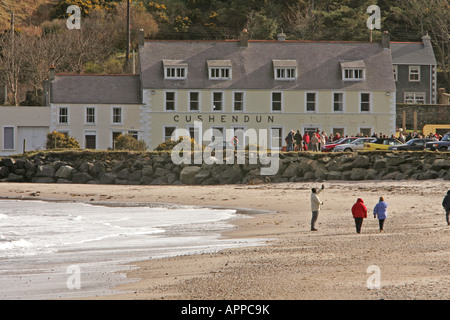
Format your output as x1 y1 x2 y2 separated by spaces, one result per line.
50 75 142 105
390 42 437 65
139 40 396 92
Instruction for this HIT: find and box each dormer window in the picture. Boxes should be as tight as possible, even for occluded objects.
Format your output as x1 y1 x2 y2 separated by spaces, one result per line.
208 60 232 80
273 60 298 81
163 60 188 80
340 60 365 81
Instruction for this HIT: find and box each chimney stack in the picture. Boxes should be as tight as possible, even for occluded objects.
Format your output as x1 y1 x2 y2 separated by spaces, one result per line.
382 31 390 49
138 29 145 47
277 29 286 41
422 33 431 48
49 65 55 81
240 29 249 48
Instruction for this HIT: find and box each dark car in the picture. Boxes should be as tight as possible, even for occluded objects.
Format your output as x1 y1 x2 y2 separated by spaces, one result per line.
389 138 438 151
425 133 450 151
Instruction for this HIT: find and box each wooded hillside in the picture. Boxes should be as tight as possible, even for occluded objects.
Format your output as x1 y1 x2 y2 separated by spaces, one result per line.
1 0 448 105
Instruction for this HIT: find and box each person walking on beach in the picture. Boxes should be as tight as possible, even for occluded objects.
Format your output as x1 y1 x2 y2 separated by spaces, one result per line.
310 184 325 231
373 197 388 232
351 198 367 234
442 190 450 226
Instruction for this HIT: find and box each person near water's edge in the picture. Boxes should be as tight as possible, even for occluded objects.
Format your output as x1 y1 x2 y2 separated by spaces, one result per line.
311 184 324 231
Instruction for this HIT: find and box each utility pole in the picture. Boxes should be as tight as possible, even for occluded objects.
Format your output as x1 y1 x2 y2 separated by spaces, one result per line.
11 11 17 106
126 0 131 70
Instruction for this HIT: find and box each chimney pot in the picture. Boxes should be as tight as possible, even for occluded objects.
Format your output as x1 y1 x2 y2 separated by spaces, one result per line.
277 30 286 41
138 29 145 47
49 65 55 81
382 31 390 49
422 33 431 48
240 29 249 48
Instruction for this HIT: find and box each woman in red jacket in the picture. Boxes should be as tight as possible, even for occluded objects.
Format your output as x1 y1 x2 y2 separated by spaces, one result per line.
352 198 368 234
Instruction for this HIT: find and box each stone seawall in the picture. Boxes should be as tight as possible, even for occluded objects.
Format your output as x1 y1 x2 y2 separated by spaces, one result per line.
0 151 449 185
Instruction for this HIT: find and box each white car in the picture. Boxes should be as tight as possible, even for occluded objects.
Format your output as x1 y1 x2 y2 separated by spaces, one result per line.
333 137 376 152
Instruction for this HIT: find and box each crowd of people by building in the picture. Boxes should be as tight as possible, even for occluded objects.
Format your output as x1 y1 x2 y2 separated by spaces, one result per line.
284 128 444 152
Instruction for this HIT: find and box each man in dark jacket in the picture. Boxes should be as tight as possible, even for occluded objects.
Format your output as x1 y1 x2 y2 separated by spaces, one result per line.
443 190 450 225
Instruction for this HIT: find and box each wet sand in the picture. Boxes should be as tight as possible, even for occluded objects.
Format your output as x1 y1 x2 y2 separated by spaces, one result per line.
0 180 449 300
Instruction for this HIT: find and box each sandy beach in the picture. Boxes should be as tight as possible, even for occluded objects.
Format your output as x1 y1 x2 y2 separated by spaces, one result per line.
0 180 449 300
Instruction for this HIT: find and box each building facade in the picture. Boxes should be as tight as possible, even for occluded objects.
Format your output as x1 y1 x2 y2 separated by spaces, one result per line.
3 32 440 156
391 35 438 105
137 31 397 150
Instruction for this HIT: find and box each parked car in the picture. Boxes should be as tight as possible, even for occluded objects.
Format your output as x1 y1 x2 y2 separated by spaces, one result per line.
363 138 403 151
322 137 359 152
333 137 376 152
425 133 450 151
389 138 438 151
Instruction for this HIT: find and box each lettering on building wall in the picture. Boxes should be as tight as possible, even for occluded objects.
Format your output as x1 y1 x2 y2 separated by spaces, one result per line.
173 115 275 123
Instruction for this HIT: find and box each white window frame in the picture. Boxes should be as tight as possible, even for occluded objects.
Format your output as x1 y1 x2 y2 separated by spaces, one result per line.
359 92 372 113
209 67 232 80
332 92 345 113
305 92 318 113
111 130 123 149
188 91 201 112
342 68 365 81
3 126 15 151
404 92 426 104
271 91 283 112
84 129 97 150
274 67 297 81
232 91 245 112
212 91 224 112
163 125 177 142
358 127 374 137
210 126 226 144
331 127 346 137
58 106 69 125
164 91 177 112
393 65 398 81
164 66 187 80
269 126 284 150
231 125 246 146
85 106 96 125
409 66 420 82
112 106 123 125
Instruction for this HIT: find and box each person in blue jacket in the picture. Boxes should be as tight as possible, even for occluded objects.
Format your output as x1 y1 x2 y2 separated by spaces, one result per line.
373 197 388 232
443 190 450 226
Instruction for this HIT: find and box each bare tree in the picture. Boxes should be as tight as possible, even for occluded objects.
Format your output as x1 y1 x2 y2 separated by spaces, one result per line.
396 0 450 90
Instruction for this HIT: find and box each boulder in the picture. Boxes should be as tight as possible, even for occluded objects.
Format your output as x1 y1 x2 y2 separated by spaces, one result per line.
99 173 116 185
218 166 242 184
7 173 24 182
350 168 366 181
180 166 202 184
55 165 75 179
36 165 55 178
352 156 370 168
194 170 211 184
72 172 93 184
0 166 9 178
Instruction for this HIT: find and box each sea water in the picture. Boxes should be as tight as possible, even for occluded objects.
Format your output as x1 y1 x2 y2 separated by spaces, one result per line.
0 199 264 299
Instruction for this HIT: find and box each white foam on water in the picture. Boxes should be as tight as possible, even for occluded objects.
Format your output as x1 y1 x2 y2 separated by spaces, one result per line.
0 199 266 299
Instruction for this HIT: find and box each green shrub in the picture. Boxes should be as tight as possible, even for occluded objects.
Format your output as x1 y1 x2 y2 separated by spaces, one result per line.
46 131 80 149
114 134 147 151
